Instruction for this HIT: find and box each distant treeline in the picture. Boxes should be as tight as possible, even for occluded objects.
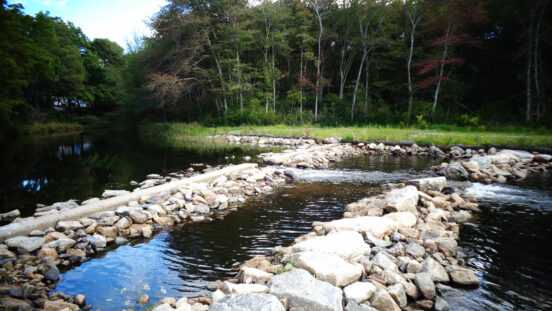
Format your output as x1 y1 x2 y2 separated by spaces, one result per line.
1 0 551 134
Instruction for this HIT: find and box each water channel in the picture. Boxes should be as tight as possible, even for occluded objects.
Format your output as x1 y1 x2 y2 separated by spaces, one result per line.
1 132 551 310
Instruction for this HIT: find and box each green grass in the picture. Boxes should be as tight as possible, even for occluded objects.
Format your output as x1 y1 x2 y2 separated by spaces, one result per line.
21 122 84 136
138 122 278 154
142 122 552 148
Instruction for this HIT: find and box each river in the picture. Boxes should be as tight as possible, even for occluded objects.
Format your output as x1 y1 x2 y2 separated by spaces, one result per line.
1 132 551 310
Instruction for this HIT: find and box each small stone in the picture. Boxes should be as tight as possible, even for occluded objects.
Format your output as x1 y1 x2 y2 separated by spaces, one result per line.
90 234 107 250
370 289 400 311
38 247 58 259
44 264 60 281
137 294 150 305
416 299 434 310
434 296 450 311
386 283 407 307
343 282 377 304
449 267 479 286
75 294 86 306
405 243 425 258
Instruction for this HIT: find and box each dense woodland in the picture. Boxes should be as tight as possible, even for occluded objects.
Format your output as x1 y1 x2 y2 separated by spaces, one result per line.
1 0 551 136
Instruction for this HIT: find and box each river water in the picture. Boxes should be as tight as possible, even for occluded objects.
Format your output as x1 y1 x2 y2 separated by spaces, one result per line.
2 132 551 310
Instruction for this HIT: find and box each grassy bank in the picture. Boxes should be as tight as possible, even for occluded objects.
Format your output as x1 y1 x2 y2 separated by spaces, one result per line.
139 122 276 154
20 122 84 136
142 122 552 149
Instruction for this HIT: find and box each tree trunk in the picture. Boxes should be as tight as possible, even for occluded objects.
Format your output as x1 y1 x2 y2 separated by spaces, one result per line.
314 6 323 122
364 56 371 111
534 4 545 121
526 12 534 122
237 50 243 113
271 32 276 112
407 21 416 124
208 36 227 115
264 47 269 114
299 49 304 122
431 23 451 121
352 32 367 122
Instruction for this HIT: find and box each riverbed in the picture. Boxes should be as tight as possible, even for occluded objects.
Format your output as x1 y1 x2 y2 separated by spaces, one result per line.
2 132 551 310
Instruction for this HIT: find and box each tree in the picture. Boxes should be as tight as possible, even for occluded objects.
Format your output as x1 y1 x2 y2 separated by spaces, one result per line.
405 0 424 124
417 0 487 120
307 0 329 122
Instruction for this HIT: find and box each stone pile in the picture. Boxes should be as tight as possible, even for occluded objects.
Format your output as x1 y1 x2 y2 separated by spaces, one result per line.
261 144 366 169
148 176 481 311
216 134 317 149
433 149 552 183
0 166 289 310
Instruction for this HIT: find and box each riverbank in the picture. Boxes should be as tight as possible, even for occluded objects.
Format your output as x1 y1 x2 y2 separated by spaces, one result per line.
140 123 552 149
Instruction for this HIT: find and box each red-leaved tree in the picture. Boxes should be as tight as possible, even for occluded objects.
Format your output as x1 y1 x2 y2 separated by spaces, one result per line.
416 0 487 120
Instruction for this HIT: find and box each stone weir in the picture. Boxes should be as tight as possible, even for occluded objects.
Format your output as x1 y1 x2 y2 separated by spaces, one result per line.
146 176 480 311
0 162 301 310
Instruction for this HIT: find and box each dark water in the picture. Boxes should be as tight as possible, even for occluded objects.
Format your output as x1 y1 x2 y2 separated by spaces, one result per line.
54 156 433 310
447 172 552 311
0 131 258 217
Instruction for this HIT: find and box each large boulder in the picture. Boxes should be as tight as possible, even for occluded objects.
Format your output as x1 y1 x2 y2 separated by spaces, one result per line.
440 162 469 180
16 237 45 253
408 177 446 193
385 186 419 214
292 231 370 259
292 252 363 287
470 156 492 170
449 267 479 286
383 212 417 228
268 269 343 311
319 217 398 239
209 294 285 311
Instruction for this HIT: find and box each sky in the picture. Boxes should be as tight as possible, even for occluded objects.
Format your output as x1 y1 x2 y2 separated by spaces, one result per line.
8 0 168 50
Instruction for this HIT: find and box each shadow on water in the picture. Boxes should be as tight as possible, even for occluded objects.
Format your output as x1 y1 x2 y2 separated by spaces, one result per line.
54 156 436 310
0 131 260 216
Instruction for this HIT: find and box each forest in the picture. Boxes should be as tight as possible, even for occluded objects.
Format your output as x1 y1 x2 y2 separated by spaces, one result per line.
1 0 551 137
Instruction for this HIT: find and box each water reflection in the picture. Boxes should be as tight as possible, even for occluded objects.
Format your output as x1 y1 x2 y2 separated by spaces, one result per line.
0 131 260 216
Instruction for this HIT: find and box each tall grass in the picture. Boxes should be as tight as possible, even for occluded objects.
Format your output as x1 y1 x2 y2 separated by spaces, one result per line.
142 123 552 148
21 122 84 135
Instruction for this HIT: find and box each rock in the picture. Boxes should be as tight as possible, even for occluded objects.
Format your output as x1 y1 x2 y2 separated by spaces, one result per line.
223 281 268 294
82 197 100 205
408 177 446 192
421 257 449 283
432 238 457 257
345 301 378 311
67 248 86 257
194 204 210 214
209 293 285 311
434 296 450 311
17 237 45 253
470 156 492 170
153 303 174 311
372 252 398 272
90 234 107 249
461 161 480 171
416 299 434 310
383 212 417 228
323 136 342 144
384 186 419 214
449 267 479 286
129 210 152 224
56 220 83 231
320 217 398 239
449 211 472 223
365 233 392 248
0 297 31 309
414 273 435 300
534 154 552 162
370 289 400 311
115 205 142 216
44 264 60 281
386 283 407 308
343 282 377 304
406 260 422 273
292 231 370 259
102 189 130 198
115 217 131 229
240 267 274 284
440 162 469 180
137 294 150 305
283 170 297 181
38 247 58 259
405 243 425 259
47 238 76 253
268 269 343 311
292 251 363 287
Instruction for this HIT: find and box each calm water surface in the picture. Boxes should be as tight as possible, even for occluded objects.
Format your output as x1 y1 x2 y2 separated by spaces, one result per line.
0 131 258 216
